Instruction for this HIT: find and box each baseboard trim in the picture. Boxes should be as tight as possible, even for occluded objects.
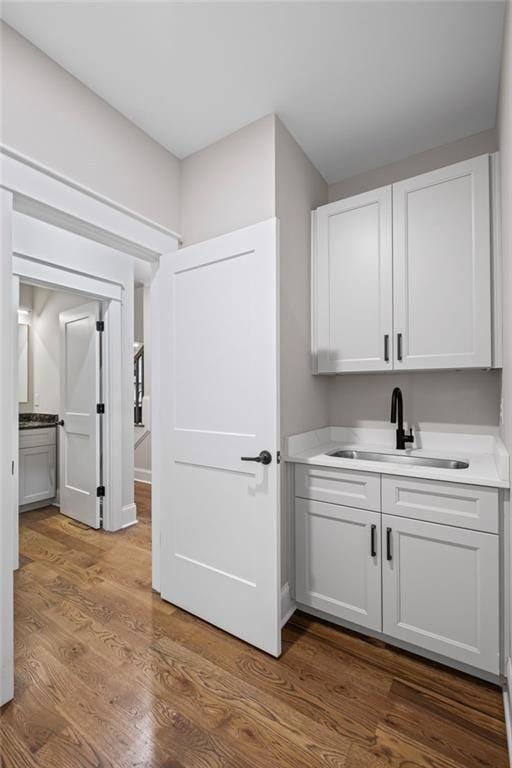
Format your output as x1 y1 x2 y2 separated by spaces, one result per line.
121 502 137 528
19 497 57 513
134 468 152 484
281 583 296 627
504 658 512 768
297 601 501 684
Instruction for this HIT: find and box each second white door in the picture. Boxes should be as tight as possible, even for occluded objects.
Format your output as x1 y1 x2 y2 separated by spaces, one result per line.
59 302 101 528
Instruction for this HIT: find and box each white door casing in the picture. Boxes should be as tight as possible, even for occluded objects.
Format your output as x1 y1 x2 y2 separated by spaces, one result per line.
382 514 499 673
1 147 180 707
1 188 14 707
157 219 281 656
59 302 101 528
393 154 491 370
313 186 393 373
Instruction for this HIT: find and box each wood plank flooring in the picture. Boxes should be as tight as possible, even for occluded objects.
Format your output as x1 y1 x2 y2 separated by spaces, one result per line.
1 481 508 767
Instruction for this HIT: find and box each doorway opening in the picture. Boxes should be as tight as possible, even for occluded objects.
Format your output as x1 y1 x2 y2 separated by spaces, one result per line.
17 281 105 530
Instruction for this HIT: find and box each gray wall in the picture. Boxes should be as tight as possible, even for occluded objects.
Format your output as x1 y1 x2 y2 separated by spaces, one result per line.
0 22 181 233
498 4 512 453
326 129 501 430
180 114 276 245
19 286 94 416
328 371 501 429
276 117 329 438
496 0 512 667
275 117 329 588
328 128 498 202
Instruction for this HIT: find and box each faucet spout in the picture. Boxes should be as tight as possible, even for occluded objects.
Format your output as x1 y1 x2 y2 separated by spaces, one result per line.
390 387 414 450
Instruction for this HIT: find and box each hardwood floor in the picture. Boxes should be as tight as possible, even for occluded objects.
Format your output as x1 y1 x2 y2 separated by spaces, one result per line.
1 481 508 767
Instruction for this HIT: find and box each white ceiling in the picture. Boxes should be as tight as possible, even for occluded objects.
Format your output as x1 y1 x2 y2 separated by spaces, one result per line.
1 1 506 183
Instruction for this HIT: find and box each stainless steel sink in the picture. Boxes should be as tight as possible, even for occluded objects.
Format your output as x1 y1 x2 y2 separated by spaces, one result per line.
326 449 469 470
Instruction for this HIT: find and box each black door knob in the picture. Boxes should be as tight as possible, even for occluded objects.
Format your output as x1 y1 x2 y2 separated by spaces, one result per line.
241 450 272 466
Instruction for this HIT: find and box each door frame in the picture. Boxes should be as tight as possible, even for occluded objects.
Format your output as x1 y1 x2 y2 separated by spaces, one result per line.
0 145 180 706
13 266 120 533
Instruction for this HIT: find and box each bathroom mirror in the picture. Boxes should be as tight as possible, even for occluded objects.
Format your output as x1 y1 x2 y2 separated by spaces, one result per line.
18 323 29 403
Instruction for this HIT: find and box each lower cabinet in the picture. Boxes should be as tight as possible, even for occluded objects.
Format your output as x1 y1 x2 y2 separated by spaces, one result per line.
382 514 499 674
295 472 501 675
19 443 56 506
295 498 381 631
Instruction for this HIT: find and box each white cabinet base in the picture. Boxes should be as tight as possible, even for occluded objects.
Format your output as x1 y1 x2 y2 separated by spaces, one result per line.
19 444 56 506
295 499 382 631
19 427 57 511
382 514 500 675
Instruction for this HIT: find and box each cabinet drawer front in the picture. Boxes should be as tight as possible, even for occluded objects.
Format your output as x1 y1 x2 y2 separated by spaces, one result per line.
382 475 499 533
19 428 57 449
295 498 382 631
295 464 380 511
382 514 499 674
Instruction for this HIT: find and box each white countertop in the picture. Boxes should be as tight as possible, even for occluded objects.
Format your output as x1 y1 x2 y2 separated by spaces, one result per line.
284 426 510 489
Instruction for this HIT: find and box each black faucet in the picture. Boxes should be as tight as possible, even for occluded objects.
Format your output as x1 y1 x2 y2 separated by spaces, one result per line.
391 387 414 450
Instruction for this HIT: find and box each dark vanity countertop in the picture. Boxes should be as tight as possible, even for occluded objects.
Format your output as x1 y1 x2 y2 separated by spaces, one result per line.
19 414 58 430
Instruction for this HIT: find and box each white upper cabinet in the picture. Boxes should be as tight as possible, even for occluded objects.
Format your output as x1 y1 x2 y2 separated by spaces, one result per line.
312 154 496 373
393 155 491 370
312 186 393 373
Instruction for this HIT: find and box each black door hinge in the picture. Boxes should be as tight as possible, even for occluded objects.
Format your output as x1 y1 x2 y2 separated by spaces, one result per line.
96 320 105 332
96 486 105 498
96 403 105 414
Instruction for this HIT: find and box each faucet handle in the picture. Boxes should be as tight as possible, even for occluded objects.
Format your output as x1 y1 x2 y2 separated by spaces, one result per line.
406 427 414 443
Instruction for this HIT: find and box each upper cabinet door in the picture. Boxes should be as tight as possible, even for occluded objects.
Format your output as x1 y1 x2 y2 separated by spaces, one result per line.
313 186 393 373
393 156 491 370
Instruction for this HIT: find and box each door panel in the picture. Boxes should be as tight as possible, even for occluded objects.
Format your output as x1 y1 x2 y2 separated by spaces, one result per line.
393 155 491 369
157 219 281 656
59 302 101 528
382 514 499 673
314 186 393 372
295 498 382 631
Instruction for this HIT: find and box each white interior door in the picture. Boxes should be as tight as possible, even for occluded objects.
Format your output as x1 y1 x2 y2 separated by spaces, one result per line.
59 302 101 528
157 219 281 656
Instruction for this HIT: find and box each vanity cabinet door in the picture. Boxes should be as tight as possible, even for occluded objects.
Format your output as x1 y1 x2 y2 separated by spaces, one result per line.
312 186 393 373
295 499 382 631
19 445 56 506
382 514 499 673
393 155 491 370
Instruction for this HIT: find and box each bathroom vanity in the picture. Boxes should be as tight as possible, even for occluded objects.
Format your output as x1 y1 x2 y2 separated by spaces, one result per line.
19 415 58 510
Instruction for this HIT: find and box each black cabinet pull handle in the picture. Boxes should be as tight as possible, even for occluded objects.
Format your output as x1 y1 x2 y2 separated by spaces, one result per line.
397 333 403 362
384 334 389 362
386 527 392 561
58 420 65 427
241 450 272 466
370 524 377 557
